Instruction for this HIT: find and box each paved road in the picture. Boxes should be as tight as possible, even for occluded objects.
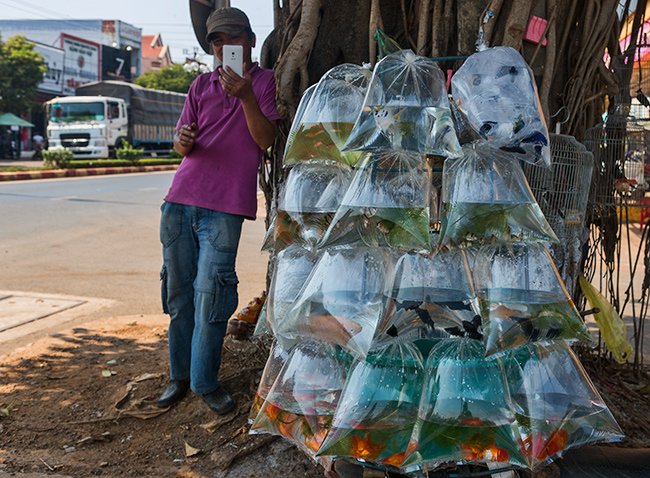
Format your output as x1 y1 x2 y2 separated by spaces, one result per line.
0 172 269 349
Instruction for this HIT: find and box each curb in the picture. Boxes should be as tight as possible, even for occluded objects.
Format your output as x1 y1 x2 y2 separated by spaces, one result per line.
0 164 179 182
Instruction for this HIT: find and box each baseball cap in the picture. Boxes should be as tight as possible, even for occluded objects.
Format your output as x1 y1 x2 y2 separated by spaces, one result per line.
205 7 252 43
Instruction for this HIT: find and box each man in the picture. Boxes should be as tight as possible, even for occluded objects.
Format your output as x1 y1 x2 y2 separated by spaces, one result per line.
32 132 44 161
157 7 280 414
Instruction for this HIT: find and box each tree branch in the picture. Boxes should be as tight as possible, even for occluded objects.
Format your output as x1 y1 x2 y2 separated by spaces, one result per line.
369 0 382 65
275 0 322 118
501 0 534 50
417 0 431 55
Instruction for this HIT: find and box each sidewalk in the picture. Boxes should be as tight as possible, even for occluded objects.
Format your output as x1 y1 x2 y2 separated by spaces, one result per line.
0 158 178 181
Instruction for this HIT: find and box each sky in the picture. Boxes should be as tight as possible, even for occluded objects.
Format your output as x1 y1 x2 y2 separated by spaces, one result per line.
0 0 274 65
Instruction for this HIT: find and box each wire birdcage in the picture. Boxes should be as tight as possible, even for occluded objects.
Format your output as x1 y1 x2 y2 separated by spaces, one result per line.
581 115 650 370
584 115 650 208
523 134 594 297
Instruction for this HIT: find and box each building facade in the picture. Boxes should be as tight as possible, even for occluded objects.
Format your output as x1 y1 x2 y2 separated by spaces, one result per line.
142 34 173 73
0 19 143 96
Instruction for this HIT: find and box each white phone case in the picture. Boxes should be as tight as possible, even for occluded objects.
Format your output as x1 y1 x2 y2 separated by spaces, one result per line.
223 45 243 77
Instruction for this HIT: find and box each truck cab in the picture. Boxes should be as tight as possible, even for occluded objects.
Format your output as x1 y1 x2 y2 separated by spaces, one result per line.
46 96 128 159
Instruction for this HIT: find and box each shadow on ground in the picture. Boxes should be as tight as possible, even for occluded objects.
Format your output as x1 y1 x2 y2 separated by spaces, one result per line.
0 320 321 477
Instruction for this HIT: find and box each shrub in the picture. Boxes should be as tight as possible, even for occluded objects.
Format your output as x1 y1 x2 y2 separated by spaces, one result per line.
168 148 182 159
138 158 182 166
65 158 181 168
115 142 145 164
43 149 74 169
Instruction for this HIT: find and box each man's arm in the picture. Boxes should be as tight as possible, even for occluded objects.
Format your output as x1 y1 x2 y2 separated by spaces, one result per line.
220 65 276 150
240 95 276 150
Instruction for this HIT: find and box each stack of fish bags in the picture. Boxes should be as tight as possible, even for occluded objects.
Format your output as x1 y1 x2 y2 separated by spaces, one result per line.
250 46 623 475
259 63 369 339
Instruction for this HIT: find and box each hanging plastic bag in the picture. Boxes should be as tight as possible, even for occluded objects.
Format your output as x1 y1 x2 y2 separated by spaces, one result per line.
278 246 397 358
439 143 558 247
282 83 317 158
249 341 291 424
374 28 402 61
382 250 479 340
317 342 424 469
319 151 432 251
472 244 592 356
260 212 278 252
265 245 320 343
343 50 461 157
250 341 352 460
262 86 318 253
578 276 632 364
403 338 526 471
451 46 550 166
501 342 623 469
273 160 353 250
449 100 482 145
284 64 371 166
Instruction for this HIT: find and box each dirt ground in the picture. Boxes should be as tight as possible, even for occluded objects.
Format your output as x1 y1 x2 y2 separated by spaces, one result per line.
0 315 322 478
0 315 649 478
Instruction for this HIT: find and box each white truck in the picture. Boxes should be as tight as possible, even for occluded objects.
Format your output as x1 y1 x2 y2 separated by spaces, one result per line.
46 81 186 159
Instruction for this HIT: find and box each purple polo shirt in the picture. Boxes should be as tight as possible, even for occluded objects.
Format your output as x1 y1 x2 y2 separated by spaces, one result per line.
165 64 280 219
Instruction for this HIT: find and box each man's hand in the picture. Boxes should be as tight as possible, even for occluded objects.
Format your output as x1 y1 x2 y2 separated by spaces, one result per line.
173 122 198 156
219 63 254 101
176 123 197 148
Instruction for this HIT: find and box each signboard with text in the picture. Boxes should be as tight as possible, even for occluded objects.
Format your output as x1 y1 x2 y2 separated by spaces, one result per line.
61 34 100 95
101 45 132 81
34 42 64 94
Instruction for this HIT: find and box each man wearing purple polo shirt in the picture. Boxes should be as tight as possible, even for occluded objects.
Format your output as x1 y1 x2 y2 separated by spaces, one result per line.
157 7 280 414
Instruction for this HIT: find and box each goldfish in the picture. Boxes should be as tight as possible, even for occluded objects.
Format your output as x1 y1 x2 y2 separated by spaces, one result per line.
350 433 385 460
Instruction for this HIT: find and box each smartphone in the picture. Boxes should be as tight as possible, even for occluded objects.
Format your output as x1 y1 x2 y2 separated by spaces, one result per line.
222 44 243 77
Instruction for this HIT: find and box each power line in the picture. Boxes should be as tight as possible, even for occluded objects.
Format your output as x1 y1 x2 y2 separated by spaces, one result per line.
4 0 79 21
0 0 101 33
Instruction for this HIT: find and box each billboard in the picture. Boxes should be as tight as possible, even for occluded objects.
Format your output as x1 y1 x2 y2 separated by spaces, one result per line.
101 20 117 46
101 45 132 81
61 33 100 95
33 42 64 94
119 21 142 48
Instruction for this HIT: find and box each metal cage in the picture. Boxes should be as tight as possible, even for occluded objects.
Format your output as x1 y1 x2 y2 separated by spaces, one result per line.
523 134 594 297
584 116 650 208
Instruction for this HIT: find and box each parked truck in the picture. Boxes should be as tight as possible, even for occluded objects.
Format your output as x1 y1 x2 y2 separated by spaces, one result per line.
45 81 186 159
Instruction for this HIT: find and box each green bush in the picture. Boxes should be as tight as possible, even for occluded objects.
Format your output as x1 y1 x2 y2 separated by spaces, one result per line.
43 149 74 169
168 148 182 159
65 158 181 168
138 158 182 166
115 142 145 164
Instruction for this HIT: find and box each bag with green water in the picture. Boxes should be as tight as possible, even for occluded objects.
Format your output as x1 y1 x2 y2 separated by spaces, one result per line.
439 143 558 247
319 150 432 251
284 64 371 166
343 50 460 157
471 244 591 356
404 338 526 472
